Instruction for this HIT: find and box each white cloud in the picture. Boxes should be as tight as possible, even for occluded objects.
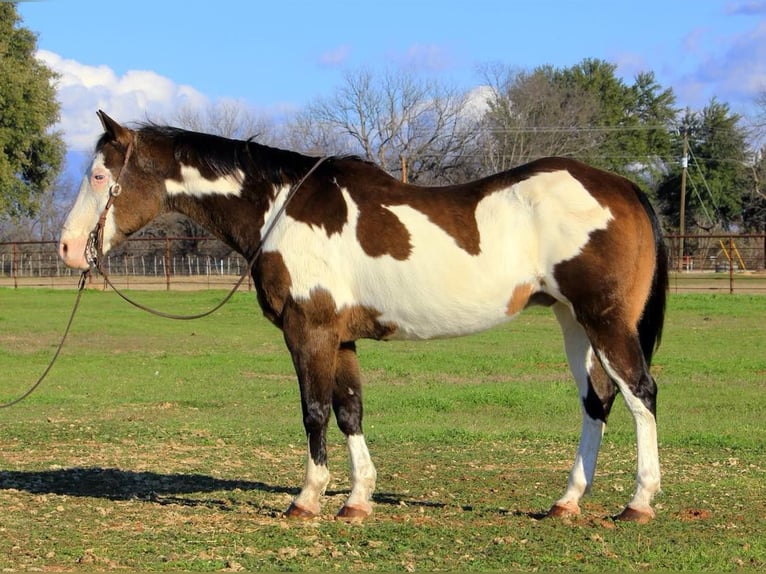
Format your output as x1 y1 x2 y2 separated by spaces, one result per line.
37 50 209 151
463 85 493 121
677 21 766 110
318 44 352 68
391 43 454 73
725 1 766 16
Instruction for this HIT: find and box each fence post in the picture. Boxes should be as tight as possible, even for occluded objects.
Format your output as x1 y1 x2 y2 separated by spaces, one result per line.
729 235 735 294
165 237 171 291
12 242 18 289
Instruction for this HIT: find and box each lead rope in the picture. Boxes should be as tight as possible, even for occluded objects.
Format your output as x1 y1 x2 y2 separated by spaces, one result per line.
91 155 328 320
0 144 134 408
0 154 328 407
0 271 89 409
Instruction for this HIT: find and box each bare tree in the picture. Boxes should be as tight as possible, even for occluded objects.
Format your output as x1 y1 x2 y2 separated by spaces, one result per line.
138 101 279 252
172 100 276 142
290 68 482 184
0 171 78 242
479 63 602 173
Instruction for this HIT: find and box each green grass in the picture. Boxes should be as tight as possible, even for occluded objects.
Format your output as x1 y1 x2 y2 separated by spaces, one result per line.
0 288 764 571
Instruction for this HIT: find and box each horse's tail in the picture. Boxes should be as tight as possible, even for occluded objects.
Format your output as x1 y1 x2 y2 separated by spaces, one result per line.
635 188 668 367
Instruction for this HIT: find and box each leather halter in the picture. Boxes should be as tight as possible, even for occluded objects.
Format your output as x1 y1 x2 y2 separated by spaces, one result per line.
85 142 133 268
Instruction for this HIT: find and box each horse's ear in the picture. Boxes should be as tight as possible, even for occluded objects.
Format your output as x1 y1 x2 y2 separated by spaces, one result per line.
97 110 133 147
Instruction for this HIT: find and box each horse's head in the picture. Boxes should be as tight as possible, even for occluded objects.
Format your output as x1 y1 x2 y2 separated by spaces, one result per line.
58 111 167 270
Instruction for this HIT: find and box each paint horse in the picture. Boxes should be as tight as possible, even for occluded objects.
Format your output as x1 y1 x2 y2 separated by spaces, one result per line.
59 111 668 522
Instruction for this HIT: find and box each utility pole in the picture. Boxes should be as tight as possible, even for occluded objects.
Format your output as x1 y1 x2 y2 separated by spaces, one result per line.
678 128 689 272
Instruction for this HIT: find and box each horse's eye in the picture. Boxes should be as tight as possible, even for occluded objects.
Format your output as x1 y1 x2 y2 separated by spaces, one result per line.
94 174 106 181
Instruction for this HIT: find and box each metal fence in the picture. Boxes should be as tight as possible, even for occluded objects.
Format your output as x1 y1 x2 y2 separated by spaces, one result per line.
0 237 252 291
665 234 766 294
2 234 765 293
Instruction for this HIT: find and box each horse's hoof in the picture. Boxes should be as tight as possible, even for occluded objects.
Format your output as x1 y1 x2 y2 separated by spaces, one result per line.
614 505 654 524
284 502 318 520
336 504 372 522
545 502 580 519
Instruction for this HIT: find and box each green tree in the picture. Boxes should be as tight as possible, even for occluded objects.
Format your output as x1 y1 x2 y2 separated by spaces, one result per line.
482 59 677 186
559 61 678 185
0 3 64 218
741 147 766 232
657 99 751 232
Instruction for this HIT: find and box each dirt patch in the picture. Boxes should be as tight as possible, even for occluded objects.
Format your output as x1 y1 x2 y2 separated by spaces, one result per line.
676 508 712 521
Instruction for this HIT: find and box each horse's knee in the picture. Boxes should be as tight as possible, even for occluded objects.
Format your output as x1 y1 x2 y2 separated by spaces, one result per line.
634 372 657 417
302 399 332 465
303 401 331 434
334 397 363 436
582 361 617 422
333 341 364 436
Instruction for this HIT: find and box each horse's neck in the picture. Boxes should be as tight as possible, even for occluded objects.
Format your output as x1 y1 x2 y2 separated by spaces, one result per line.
166 176 277 258
164 141 318 256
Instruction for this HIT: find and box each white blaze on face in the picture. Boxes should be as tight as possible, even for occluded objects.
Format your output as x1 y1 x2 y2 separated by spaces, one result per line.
58 152 118 270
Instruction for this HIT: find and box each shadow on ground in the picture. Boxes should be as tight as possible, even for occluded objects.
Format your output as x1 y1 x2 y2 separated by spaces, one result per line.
0 466 294 501
0 467 467 514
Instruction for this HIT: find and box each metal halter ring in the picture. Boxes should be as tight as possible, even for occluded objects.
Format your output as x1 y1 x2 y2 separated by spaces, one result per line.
109 182 122 196
85 230 99 268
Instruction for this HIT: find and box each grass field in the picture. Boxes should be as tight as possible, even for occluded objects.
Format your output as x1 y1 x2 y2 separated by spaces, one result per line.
0 288 764 571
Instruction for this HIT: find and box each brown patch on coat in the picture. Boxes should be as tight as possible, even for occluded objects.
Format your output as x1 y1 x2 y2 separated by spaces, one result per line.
506 283 535 316
356 204 412 260
339 304 399 341
285 177 347 237
252 249 399 339
552 161 656 334
330 158 489 258
253 251 293 326
406 190 483 255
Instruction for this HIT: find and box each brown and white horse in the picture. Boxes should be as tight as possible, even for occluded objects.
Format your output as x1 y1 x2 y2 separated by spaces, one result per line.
59 111 668 522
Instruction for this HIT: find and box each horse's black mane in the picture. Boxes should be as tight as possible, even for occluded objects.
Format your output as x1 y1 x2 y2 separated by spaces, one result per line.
131 123 372 185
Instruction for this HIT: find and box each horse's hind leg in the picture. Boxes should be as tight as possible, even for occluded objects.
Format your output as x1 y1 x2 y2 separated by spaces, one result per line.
584 320 660 522
549 303 617 518
332 341 377 521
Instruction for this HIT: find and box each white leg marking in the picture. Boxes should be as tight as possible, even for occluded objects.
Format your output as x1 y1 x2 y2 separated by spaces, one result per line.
553 303 605 512
599 354 661 514
345 434 377 513
292 441 330 515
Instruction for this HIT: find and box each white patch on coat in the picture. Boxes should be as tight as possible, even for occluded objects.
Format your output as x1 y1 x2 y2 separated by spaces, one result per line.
598 354 661 512
292 441 331 514
263 169 612 340
164 165 244 197
345 434 377 511
552 302 605 509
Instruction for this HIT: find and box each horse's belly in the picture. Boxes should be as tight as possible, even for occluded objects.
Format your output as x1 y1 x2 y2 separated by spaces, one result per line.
354 264 534 340
376 299 516 340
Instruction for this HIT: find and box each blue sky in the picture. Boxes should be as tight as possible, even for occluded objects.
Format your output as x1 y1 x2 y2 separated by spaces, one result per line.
17 0 766 152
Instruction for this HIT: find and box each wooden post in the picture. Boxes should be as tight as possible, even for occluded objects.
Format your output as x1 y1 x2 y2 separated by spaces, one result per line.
400 154 408 184
165 237 171 291
729 235 735 294
678 129 688 272
12 242 18 289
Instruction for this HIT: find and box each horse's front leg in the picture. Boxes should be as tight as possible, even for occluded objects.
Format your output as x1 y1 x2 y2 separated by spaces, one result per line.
333 342 376 521
282 302 338 519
